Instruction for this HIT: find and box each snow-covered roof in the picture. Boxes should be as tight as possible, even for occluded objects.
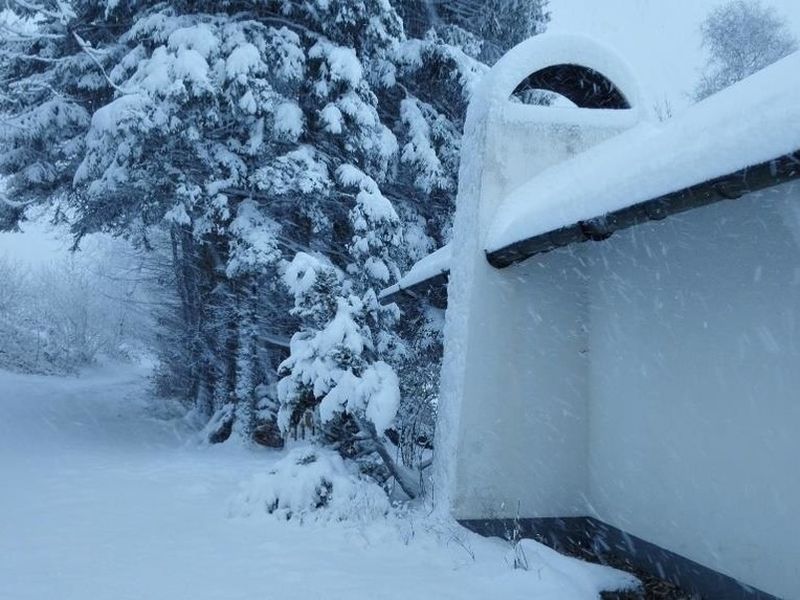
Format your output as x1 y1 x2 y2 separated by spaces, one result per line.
487 50 800 259
379 244 451 302
384 46 799 300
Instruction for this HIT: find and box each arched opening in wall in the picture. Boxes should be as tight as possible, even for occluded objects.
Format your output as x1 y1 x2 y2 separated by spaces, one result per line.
510 64 631 109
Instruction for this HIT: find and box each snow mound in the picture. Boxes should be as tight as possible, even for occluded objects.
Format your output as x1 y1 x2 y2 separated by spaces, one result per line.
229 446 390 522
510 539 640 597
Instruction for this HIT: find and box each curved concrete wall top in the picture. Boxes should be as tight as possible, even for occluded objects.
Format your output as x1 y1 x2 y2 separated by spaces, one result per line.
474 33 645 112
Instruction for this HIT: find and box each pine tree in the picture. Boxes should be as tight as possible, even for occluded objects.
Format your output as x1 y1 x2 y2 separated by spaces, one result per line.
233 287 259 441
0 1 121 227
277 251 419 496
398 0 550 63
0 1 547 464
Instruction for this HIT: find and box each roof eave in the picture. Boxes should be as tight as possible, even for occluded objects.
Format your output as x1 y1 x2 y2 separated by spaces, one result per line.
486 150 800 269
379 271 449 308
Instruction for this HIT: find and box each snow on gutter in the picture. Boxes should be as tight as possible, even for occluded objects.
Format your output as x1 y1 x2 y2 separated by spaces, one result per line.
379 244 451 304
486 50 800 267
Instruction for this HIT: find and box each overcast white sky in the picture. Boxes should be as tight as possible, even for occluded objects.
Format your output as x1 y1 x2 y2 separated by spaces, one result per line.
550 0 800 111
2 0 800 264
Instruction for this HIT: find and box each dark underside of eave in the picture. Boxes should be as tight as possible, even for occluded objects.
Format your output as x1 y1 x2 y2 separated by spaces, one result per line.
486 150 800 269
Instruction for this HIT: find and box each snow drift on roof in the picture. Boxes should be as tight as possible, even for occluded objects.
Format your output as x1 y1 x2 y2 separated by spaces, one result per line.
487 51 800 254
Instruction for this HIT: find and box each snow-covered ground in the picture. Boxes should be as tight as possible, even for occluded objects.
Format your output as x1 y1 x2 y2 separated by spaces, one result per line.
0 366 635 600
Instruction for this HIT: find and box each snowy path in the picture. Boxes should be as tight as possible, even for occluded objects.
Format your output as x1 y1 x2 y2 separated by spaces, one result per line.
0 367 634 600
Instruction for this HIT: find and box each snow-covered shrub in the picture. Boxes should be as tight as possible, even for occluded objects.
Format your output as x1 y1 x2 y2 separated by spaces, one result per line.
230 446 391 522
0 233 155 375
0 256 101 373
0 257 43 373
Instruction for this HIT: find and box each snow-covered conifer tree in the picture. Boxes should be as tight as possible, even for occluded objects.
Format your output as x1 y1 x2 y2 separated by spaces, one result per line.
398 0 550 63
0 0 547 458
0 1 122 227
278 251 419 496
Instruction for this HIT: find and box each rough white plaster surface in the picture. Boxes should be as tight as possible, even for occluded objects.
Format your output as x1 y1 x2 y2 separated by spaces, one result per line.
586 184 800 600
435 33 643 517
433 31 800 600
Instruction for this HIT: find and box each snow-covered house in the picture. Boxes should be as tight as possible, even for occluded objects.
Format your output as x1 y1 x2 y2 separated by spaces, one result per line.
384 35 800 600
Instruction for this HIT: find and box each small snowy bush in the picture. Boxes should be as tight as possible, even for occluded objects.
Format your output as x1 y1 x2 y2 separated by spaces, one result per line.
0 248 151 375
230 446 391 522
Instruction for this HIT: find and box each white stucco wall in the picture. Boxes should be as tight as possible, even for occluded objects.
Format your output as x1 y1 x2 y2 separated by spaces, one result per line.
586 183 800 600
452 249 590 518
447 116 640 520
451 182 800 597
439 30 799 600
435 34 646 520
